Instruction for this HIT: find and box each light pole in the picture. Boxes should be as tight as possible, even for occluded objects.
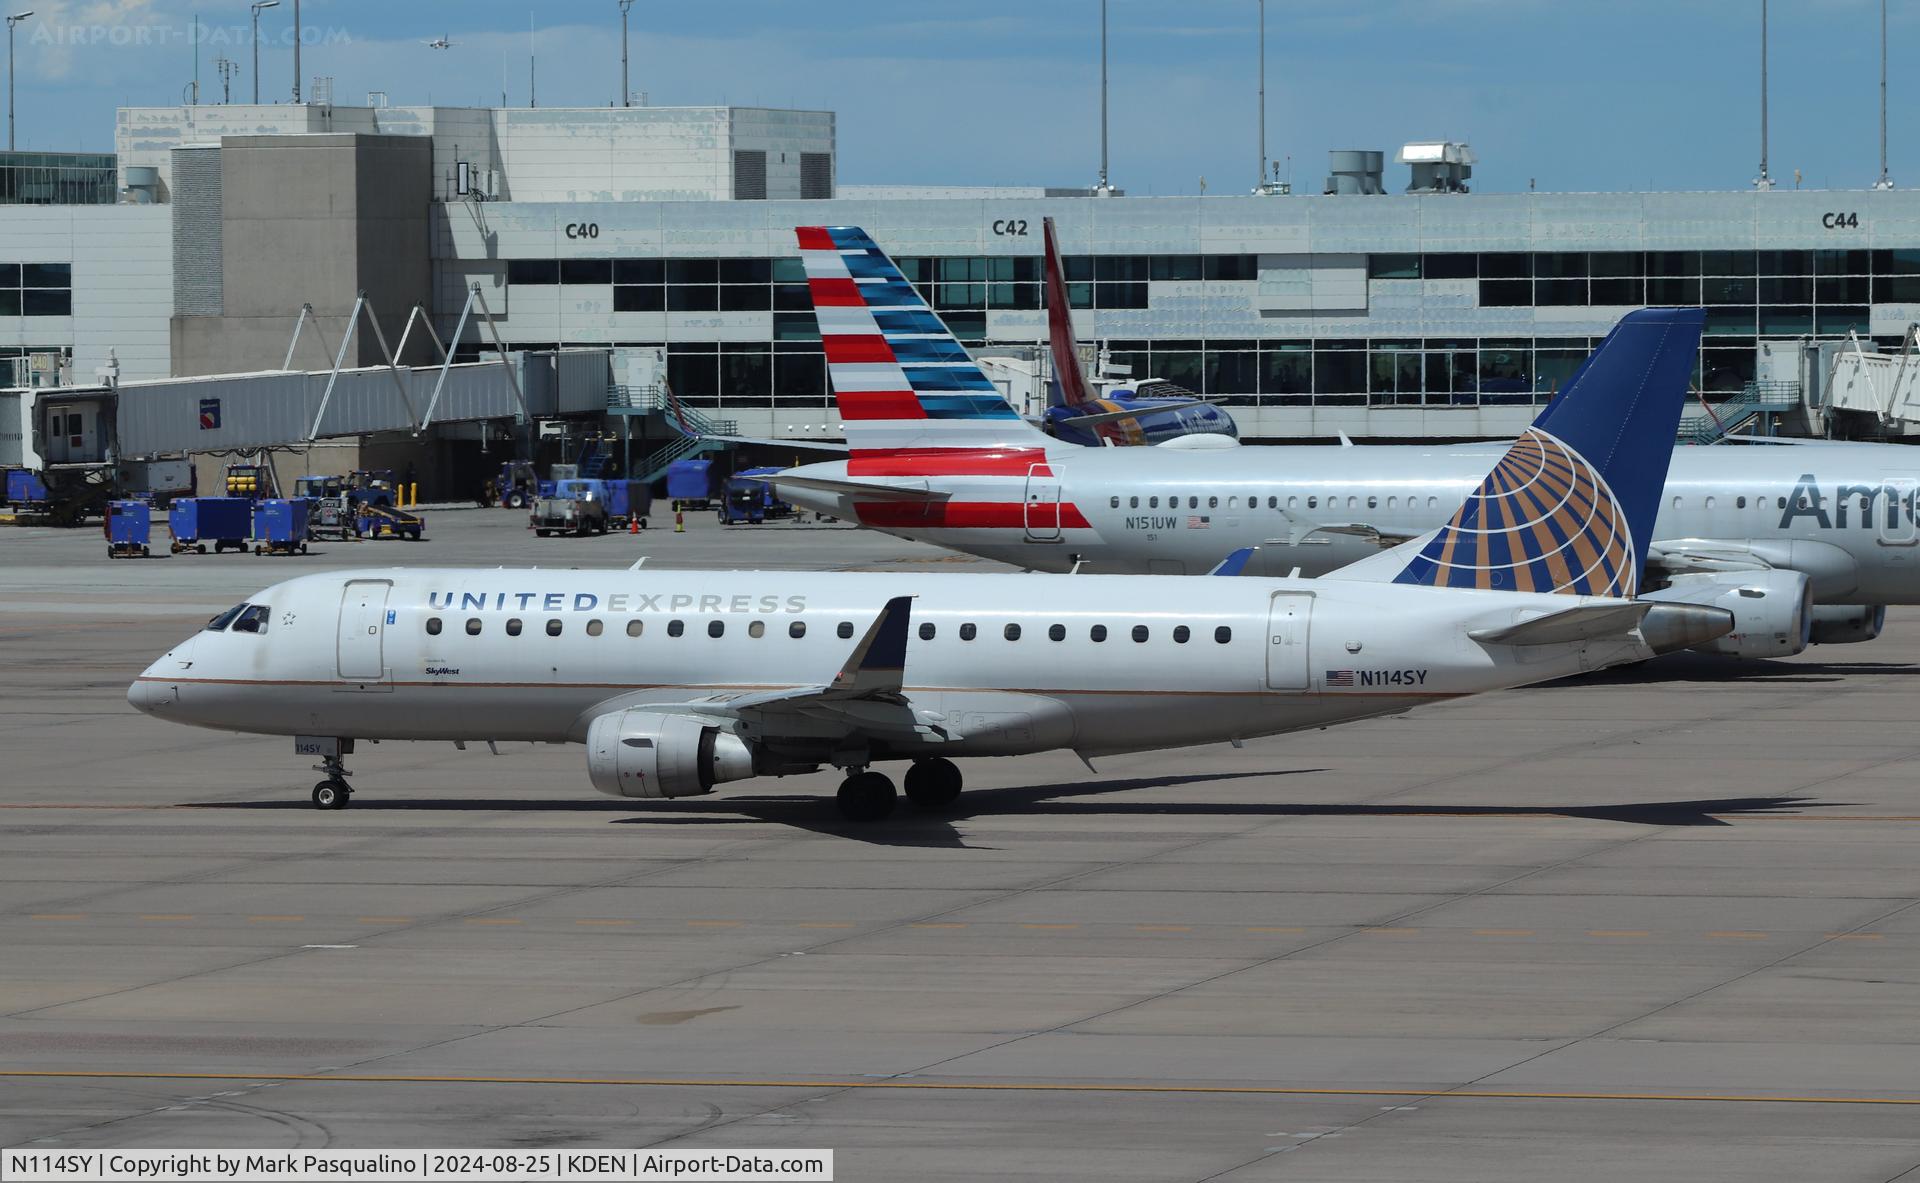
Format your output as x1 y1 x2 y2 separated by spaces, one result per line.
619 0 633 107
6 11 30 152
291 0 301 103
251 0 278 105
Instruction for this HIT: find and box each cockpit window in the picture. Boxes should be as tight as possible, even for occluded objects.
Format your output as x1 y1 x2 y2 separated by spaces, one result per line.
230 604 271 635
205 604 248 632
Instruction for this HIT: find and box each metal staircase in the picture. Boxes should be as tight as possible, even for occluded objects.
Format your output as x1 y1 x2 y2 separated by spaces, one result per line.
608 382 739 485
1677 380 1801 445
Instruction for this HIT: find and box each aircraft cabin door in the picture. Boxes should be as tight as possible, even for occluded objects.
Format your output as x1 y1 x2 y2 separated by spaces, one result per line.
336 579 393 688
1023 464 1063 542
1265 591 1314 691
1877 477 1918 547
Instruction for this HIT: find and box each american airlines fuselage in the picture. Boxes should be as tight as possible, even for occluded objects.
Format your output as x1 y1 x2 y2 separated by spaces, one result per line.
786 442 1920 602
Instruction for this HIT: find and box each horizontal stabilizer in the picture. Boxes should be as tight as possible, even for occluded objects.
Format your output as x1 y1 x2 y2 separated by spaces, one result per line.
1065 399 1212 429
769 473 944 503
1311 522 1426 548
1469 601 1651 646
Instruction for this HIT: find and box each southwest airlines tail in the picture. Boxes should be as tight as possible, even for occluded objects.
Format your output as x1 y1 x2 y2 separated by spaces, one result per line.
1042 216 1096 410
1389 307 1706 596
797 226 1056 461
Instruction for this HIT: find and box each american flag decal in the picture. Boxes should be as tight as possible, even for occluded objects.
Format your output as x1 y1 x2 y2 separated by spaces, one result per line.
1187 515 1210 530
1324 670 1355 688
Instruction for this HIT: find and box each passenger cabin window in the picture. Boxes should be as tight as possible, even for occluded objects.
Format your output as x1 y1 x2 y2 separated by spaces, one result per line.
231 605 270 634
546 619 563 637
1208 496 1219 509
1267 496 1278 509
1090 624 1107 642
708 620 724 638
1173 625 1190 643
1110 496 1120 508
1149 496 1159 508
425 617 442 636
1307 497 1318 510
1130 496 1139 508
465 618 482 636
1131 625 1149 643
1367 496 1377 509
586 619 604 637
1189 496 1199 509
1737 496 1747 509
1048 623 1065 641
789 621 806 638
749 620 765 638
1004 623 1022 641
959 623 977 641
1215 626 1232 644
837 621 854 639
505 618 523 636
918 622 936 641
626 620 644 638
206 604 247 631
668 619 685 637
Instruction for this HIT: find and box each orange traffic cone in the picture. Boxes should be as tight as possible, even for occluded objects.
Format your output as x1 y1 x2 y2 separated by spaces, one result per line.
674 510 685 534
628 517 639 535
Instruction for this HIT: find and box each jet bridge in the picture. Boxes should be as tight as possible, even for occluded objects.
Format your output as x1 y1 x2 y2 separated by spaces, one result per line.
1827 327 1920 432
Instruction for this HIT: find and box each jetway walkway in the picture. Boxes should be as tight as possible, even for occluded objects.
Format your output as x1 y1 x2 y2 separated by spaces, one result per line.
1827 328 1920 430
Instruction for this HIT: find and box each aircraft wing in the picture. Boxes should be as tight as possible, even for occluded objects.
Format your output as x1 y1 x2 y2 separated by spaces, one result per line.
1644 540 1774 575
700 435 850 453
1307 522 1427 548
1064 399 1213 429
768 473 946 502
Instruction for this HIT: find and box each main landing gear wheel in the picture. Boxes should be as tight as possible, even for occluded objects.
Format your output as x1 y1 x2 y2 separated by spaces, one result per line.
903 757 963 811
311 779 352 810
836 770 898 821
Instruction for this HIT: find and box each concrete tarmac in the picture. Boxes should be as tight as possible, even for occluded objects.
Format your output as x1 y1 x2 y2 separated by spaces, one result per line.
3 508 1920 1180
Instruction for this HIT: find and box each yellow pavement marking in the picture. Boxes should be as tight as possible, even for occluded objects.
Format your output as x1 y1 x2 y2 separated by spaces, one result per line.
139 915 193 922
1474 929 1536 937
1707 931 1770 940
248 915 304 923
1134 925 1192 933
687 920 742 928
1020 923 1079 930
796 922 853 929
4 1069 1919 1107
29 914 86 921
1246 926 1305 934
357 916 412 924
1589 930 1651 938
910 922 968 929
464 918 522 926
575 919 633 927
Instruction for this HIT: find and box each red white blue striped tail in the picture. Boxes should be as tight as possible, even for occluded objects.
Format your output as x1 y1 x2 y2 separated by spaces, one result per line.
797 225 1057 456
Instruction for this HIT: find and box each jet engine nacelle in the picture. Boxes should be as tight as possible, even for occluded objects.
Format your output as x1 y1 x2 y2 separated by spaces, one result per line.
1646 569 1812 659
1808 604 1886 646
586 710 756 799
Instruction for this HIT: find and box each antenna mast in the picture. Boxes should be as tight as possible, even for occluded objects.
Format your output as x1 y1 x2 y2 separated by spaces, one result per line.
1877 0 1894 189
1095 0 1113 195
1755 0 1773 189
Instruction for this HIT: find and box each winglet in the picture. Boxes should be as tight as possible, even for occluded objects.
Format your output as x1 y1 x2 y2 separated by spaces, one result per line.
828 595 914 699
1208 546 1258 576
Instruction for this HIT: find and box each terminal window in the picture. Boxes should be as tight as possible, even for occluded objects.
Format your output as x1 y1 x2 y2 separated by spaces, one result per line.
0 263 72 316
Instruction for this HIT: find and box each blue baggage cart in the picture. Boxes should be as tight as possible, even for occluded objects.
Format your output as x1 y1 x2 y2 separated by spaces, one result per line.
106 500 151 558
605 479 653 528
5 467 47 507
252 498 311 555
666 459 714 510
168 497 251 554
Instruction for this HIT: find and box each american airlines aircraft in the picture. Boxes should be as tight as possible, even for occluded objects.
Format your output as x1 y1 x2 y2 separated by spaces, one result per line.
776 226 1917 660
128 306 1725 820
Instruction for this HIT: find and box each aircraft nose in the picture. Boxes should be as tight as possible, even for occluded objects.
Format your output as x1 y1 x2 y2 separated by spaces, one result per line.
129 636 195 716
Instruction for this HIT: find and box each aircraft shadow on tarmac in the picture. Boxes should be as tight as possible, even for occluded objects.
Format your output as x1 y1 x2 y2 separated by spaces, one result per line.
1551 653 1920 687
185 773 1836 849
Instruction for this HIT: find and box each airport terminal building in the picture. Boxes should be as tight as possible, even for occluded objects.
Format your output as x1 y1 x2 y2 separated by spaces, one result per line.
6 101 1920 459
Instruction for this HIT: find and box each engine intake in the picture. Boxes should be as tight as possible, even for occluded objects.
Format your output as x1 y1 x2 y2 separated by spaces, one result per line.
1808 604 1886 646
586 709 756 799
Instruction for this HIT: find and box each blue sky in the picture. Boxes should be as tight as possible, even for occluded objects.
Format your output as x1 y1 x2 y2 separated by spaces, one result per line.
15 0 1916 194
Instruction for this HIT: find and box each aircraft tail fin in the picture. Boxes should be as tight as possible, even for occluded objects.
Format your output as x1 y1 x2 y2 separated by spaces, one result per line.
1390 307 1705 596
797 226 1057 460
1042 217 1095 410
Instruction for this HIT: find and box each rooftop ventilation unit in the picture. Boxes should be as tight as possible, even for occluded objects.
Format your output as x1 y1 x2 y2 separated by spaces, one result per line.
1398 140 1475 193
1323 150 1384 195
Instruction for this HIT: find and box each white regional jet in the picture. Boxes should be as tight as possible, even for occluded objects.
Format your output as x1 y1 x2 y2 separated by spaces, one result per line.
776 226 1918 661
129 304 1726 819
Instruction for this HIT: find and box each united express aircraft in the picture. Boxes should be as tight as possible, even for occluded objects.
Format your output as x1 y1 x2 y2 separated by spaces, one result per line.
129 296 1725 819
777 226 1918 661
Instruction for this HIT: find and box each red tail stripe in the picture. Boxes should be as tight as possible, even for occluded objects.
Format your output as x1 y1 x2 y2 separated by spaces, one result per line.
807 277 864 306
838 391 927 421
855 501 1091 530
795 226 837 252
848 447 1051 477
823 334 896 365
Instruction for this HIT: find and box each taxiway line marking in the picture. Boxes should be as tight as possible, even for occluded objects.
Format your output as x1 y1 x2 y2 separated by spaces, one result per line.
463 918 522 926
909 923 969 929
687 920 742 928
1474 929 1536 937
1135 925 1192 933
357 917 411 924
4 1070 1919 1106
574 919 633 927
138 915 192 922
1706 931 1770 940
1588 930 1652 938
1020 923 1079 930
247 915 304 923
